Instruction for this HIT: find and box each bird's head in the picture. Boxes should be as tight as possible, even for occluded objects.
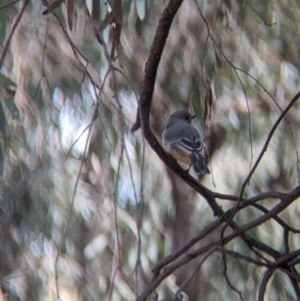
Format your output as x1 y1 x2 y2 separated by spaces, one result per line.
168 110 196 123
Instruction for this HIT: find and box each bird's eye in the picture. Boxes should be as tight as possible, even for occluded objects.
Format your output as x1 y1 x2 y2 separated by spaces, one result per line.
185 116 190 120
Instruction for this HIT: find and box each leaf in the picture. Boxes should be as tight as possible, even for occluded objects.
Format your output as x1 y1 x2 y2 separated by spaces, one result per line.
214 42 223 69
110 24 123 63
4 98 20 120
0 74 16 104
0 4 6 45
0 145 3 176
136 0 145 20
0 74 16 88
100 0 123 65
109 0 122 26
97 11 114 32
202 69 214 140
109 0 122 63
92 0 101 21
67 0 74 31
115 43 124 67
0 102 7 140
214 48 222 69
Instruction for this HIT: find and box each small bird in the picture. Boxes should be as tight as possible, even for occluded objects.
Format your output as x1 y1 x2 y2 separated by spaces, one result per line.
162 110 210 175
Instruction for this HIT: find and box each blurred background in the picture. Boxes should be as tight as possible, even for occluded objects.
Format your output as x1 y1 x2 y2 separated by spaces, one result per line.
0 0 300 300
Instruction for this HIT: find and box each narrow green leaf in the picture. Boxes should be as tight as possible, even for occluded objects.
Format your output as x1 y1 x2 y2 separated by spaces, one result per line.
0 74 16 88
0 1 6 45
4 98 20 120
0 146 3 176
67 0 74 31
0 102 6 139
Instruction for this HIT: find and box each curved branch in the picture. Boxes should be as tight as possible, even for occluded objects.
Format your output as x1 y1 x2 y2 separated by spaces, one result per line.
152 218 222 276
258 249 300 301
236 90 300 207
258 268 275 301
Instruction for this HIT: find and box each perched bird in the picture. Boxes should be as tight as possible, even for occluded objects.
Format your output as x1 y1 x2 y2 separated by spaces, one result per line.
162 110 210 175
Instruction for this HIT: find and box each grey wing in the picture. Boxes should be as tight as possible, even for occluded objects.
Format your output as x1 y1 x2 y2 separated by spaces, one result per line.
164 124 203 157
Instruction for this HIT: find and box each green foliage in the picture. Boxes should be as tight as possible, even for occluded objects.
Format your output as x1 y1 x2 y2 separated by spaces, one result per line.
0 102 6 140
0 143 3 175
4 98 20 119
0 3 6 45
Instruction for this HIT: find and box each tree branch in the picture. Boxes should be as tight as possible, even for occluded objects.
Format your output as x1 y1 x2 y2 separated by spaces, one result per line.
135 0 300 299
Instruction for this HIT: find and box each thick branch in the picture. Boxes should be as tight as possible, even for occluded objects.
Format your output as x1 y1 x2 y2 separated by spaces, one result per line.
258 268 274 301
152 218 222 275
138 185 300 300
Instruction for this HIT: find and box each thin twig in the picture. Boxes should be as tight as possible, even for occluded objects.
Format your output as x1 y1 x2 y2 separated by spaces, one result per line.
55 104 99 300
246 1 276 27
52 10 111 294
177 248 217 294
224 90 300 231
0 0 30 68
64 69 112 160
81 3 126 300
152 218 222 276
0 0 20 9
222 251 244 300
235 66 300 183
141 183 300 300
258 268 275 301
194 0 254 172
216 248 269 267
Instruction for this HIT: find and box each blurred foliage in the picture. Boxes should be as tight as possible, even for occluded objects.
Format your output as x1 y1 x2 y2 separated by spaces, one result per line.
0 0 300 300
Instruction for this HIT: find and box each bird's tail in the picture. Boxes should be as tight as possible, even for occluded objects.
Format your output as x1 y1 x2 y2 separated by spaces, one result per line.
192 157 210 175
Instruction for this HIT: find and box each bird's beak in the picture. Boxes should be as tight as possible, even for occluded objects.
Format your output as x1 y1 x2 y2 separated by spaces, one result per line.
190 114 197 120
